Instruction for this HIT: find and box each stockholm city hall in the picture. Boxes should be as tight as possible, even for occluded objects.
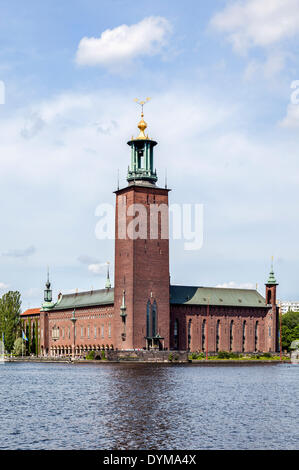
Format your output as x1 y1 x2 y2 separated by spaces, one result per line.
22 105 279 358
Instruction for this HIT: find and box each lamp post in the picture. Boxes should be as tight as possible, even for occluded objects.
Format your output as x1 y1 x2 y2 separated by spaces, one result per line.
70 309 77 360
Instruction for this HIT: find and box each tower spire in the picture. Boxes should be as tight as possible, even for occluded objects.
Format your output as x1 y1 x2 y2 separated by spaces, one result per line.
105 262 111 289
42 267 54 310
267 256 277 285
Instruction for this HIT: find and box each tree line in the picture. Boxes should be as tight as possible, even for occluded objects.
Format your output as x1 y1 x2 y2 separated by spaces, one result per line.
281 310 299 351
0 291 39 355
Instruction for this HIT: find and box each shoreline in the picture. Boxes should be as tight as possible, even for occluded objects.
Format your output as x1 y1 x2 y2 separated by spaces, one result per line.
3 357 292 366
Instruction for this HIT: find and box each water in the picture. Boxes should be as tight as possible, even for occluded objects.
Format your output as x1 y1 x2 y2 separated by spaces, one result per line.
0 362 298 450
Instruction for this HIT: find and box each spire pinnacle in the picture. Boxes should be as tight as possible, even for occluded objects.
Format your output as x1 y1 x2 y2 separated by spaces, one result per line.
134 98 151 140
266 256 278 285
105 262 111 289
46 266 51 289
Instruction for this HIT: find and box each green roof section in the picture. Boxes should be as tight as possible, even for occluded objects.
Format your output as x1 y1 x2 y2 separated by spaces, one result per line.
52 288 114 311
169 285 267 308
46 285 267 311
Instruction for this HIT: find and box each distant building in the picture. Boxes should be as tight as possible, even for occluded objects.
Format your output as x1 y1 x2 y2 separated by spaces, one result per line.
279 302 299 314
21 110 280 356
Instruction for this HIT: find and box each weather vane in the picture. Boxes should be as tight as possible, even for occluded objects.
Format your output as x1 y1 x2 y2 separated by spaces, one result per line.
134 97 151 114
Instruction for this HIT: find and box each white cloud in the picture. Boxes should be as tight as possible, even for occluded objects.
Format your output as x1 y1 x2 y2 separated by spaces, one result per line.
2 246 36 258
88 263 107 275
0 282 9 290
244 52 287 80
211 0 299 53
215 281 256 290
280 103 299 128
75 16 171 68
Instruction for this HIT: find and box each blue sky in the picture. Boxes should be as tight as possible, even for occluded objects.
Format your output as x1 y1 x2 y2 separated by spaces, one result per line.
0 0 299 309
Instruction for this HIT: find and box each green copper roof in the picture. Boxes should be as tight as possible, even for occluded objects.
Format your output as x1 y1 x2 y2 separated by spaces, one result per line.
52 288 114 311
267 268 277 285
45 285 267 311
170 286 266 308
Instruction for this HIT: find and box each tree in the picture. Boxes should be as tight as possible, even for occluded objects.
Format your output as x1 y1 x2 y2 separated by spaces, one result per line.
13 337 26 356
0 291 22 353
281 311 299 351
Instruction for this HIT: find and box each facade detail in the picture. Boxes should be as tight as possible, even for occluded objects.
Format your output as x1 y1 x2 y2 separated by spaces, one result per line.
21 110 279 356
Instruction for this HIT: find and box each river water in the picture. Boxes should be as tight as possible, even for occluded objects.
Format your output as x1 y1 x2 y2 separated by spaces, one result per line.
0 362 298 450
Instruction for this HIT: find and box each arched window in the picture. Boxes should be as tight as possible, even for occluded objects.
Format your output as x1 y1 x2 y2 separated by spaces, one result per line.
174 319 179 350
202 320 206 352
242 321 246 352
146 301 151 337
255 321 259 352
188 319 192 350
230 320 234 352
152 301 157 337
267 290 272 304
216 320 220 352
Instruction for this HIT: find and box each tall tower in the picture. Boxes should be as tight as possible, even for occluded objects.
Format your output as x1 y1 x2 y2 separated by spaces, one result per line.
114 104 170 351
265 259 279 352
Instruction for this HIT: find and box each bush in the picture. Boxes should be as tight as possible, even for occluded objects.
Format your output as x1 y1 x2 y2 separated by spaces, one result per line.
86 350 96 360
168 353 173 362
261 352 272 358
189 352 205 360
101 350 106 360
217 351 231 359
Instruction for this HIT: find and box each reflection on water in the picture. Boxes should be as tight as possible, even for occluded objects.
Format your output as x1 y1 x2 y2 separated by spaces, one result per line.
0 362 298 450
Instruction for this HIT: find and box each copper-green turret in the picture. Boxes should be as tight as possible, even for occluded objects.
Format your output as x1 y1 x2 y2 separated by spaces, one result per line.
41 268 55 310
266 258 278 285
127 102 157 185
105 262 111 289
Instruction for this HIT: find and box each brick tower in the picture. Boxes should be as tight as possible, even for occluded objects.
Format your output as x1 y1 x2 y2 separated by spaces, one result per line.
113 105 170 351
265 259 279 352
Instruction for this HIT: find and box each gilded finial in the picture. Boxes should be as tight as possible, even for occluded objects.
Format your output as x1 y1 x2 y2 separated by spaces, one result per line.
134 98 151 139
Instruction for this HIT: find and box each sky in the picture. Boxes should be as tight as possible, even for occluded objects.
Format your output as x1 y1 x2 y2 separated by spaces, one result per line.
0 0 299 310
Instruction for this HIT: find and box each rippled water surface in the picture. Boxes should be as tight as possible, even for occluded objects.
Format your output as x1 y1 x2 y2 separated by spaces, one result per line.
0 362 298 450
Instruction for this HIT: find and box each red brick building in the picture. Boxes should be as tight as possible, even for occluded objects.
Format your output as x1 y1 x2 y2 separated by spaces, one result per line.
21 111 279 356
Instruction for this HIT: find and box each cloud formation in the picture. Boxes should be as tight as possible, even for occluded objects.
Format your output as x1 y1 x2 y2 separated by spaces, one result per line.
2 246 36 258
75 16 171 68
0 282 9 290
88 263 107 275
211 0 299 53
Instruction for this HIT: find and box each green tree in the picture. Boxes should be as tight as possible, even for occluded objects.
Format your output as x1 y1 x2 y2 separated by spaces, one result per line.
281 311 299 351
13 337 26 356
0 291 22 353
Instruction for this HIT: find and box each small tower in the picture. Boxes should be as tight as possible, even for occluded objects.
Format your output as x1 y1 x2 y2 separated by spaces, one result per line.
265 258 279 352
265 258 278 306
42 268 54 310
105 262 111 289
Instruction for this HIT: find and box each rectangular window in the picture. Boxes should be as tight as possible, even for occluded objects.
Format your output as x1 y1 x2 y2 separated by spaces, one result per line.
68 327 70 339
101 325 104 338
269 327 271 337
81 326 83 338
87 326 90 338
108 322 111 338
62 327 65 339
94 326 97 339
